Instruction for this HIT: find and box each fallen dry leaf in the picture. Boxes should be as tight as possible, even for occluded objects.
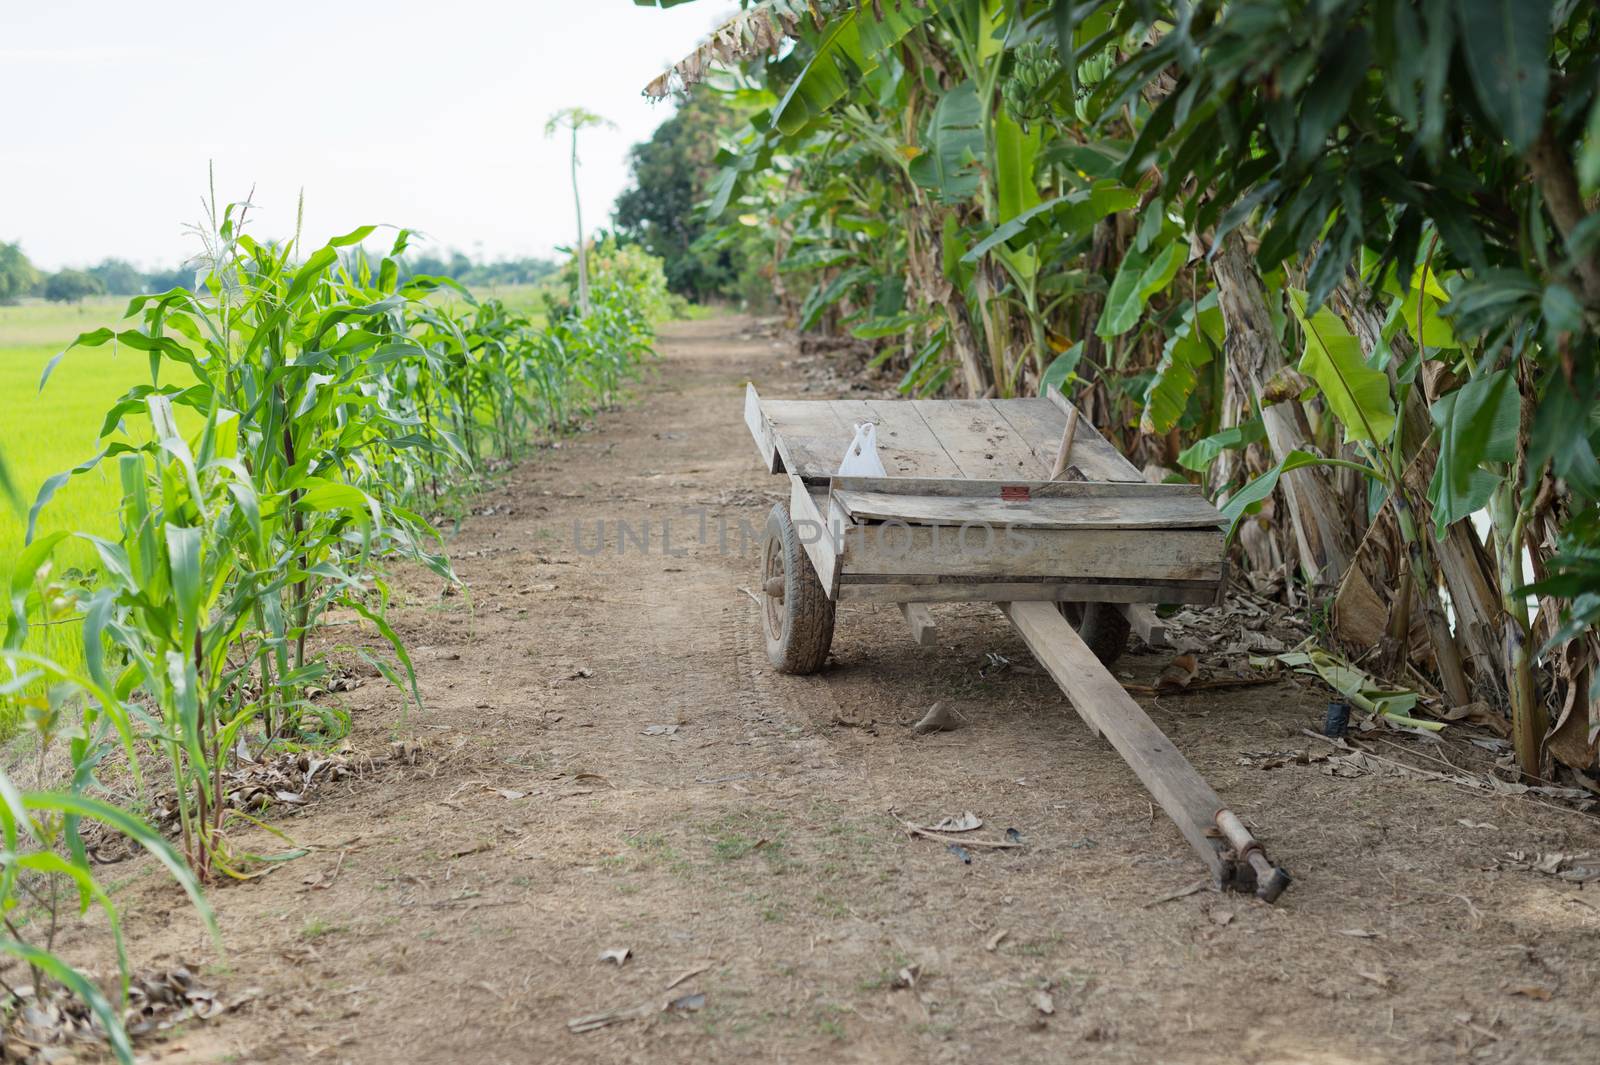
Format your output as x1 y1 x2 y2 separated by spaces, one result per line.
599 947 631 966
930 811 982 833
912 701 960 735
1508 985 1553 1001
1032 989 1055 1015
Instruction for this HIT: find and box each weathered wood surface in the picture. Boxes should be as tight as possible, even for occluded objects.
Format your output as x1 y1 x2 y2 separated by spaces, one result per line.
908 399 1047 479
830 476 1202 500
854 398 967 478
745 384 782 474
1030 391 1143 482
832 489 1224 531
788 477 840 598
838 523 1224 581
1118 603 1170 648
835 578 1219 606
748 388 1227 600
763 399 853 477
1001 601 1227 882
750 386 1143 485
897 602 938 646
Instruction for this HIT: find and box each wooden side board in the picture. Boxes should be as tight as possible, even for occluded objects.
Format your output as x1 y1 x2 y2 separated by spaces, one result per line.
1001 601 1229 884
745 384 782 474
788 476 841 598
832 489 1225 531
837 522 1225 582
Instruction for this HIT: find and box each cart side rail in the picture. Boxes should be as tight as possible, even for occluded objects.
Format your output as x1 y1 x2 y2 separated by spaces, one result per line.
745 383 783 474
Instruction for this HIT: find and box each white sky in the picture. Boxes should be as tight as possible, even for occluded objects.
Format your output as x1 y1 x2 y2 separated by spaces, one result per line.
0 0 737 271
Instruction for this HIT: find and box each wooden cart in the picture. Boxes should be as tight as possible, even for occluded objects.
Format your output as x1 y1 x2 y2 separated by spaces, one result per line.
744 384 1290 901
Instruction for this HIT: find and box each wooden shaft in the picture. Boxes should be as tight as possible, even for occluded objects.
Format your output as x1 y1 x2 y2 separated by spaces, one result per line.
1000 600 1229 885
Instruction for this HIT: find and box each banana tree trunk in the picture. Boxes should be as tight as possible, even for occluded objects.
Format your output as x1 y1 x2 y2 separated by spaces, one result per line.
904 198 992 397
1329 277 1501 707
1210 232 1355 588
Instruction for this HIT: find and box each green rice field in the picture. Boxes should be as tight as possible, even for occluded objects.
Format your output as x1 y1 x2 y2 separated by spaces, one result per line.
0 296 168 679
0 282 552 697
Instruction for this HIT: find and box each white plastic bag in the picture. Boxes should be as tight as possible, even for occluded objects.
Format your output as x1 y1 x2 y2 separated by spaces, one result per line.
837 422 888 477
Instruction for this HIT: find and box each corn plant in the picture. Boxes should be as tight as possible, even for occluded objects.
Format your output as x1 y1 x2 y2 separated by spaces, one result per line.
2 603 215 1064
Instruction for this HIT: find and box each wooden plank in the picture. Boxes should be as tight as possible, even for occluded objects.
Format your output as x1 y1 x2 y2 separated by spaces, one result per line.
1000 601 1227 883
762 399 855 479
1119 603 1170 648
910 399 1050 479
838 523 1225 582
744 384 781 473
788 397 965 479
830 475 1202 500
992 395 1142 483
1000 390 1144 484
755 393 1152 483
897 602 938 646
836 580 1219 606
865 399 966 478
832 489 1225 530
789 476 840 598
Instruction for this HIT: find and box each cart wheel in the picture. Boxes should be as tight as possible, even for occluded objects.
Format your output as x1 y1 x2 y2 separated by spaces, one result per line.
1058 602 1131 665
761 503 836 674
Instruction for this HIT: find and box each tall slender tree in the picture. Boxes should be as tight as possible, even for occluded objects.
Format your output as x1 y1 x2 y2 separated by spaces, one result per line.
545 107 615 316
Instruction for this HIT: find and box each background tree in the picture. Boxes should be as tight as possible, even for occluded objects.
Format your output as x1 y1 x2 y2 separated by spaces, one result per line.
545 107 615 316
615 92 750 301
142 263 195 292
0 242 40 304
42 268 104 304
86 258 147 295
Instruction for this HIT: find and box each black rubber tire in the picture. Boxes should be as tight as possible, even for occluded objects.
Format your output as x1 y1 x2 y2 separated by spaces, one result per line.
761 503 836 674
1058 602 1132 665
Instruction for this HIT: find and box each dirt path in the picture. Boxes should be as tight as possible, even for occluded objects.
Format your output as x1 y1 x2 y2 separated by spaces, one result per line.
100 316 1599 1064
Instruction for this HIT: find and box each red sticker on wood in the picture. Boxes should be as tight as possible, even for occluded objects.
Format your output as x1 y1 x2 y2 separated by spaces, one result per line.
1000 485 1031 501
